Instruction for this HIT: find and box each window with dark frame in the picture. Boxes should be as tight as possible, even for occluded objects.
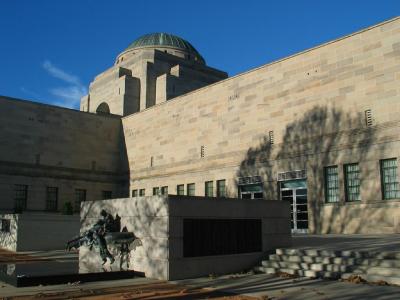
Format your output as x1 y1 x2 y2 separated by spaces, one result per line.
139 189 145 196
46 187 58 211
177 184 184 195
344 163 361 201
205 181 213 197
153 187 160 195
187 183 195 196
217 180 226 197
132 189 138 197
161 186 168 195
14 184 28 211
380 158 400 200
74 189 86 212
324 166 339 203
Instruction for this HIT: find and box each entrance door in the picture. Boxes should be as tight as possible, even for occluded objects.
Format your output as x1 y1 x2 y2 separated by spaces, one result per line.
280 179 308 233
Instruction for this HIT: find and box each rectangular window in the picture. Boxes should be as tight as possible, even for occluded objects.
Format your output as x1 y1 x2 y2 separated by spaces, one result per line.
205 181 213 197
161 186 168 195
46 187 58 211
177 184 184 195
324 166 339 203
74 189 86 212
139 189 145 196
132 189 138 197
187 183 195 196
102 191 112 199
0 219 11 233
344 163 361 201
153 187 160 195
381 158 400 199
217 180 226 197
14 184 28 211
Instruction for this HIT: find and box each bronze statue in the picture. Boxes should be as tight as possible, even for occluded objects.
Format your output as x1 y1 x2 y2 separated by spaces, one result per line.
66 209 141 269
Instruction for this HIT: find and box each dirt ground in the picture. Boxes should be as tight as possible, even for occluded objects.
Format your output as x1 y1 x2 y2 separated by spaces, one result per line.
0 249 258 300
3 281 259 300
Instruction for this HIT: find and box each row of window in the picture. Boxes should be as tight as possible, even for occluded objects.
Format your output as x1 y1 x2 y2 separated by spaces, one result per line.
324 158 400 203
132 180 226 198
12 185 112 212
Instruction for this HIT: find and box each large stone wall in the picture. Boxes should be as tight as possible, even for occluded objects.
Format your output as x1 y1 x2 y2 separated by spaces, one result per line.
122 18 400 234
79 196 291 280
0 212 79 251
0 96 128 211
85 49 227 116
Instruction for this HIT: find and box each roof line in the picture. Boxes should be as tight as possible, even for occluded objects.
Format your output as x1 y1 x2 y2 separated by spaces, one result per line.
122 15 400 120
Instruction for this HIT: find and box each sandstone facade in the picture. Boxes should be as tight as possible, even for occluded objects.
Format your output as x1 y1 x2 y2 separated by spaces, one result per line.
1 19 400 234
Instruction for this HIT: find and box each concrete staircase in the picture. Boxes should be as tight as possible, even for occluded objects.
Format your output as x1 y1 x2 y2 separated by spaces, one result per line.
255 248 400 285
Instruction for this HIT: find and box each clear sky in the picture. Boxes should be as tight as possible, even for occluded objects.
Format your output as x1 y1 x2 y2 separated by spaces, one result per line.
0 0 398 109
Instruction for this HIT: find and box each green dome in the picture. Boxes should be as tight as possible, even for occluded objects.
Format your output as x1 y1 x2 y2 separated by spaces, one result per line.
125 33 205 63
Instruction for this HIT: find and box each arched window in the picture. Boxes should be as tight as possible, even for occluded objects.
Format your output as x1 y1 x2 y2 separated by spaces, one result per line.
96 102 110 114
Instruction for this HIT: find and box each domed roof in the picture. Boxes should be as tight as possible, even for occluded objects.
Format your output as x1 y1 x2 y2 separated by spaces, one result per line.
125 33 205 63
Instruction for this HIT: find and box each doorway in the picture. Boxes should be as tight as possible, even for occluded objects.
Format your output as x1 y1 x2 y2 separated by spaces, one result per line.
280 179 308 233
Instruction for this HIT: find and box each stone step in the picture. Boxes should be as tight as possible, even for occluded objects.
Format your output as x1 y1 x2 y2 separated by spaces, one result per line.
275 248 400 259
257 266 340 279
360 259 400 268
261 260 351 272
268 254 364 265
367 267 400 277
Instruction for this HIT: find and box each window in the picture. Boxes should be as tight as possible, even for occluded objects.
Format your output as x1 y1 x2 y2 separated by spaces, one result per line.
217 180 226 197
161 186 168 195
380 158 400 199
46 187 58 211
74 189 86 212
132 189 138 197
102 191 112 199
139 189 145 196
177 184 184 195
344 163 361 201
0 219 11 233
200 146 205 158
153 187 160 195
205 181 213 197
187 183 195 196
14 184 27 211
324 166 339 203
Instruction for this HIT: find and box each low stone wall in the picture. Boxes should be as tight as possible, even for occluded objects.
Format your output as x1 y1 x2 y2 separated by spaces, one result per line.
79 196 291 280
0 213 79 251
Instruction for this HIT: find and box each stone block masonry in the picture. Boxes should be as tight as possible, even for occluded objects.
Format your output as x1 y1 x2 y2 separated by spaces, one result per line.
79 195 291 280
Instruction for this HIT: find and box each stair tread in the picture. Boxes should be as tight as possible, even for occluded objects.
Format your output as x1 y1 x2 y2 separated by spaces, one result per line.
255 248 400 283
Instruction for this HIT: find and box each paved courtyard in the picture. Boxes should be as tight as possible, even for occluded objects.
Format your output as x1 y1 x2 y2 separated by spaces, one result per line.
1 234 400 299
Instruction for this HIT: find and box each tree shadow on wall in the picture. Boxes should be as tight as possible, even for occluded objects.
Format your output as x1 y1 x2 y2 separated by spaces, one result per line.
237 106 386 234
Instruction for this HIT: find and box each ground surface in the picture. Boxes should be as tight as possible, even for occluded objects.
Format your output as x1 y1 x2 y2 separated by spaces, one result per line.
2 273 400 300
2 235 400 299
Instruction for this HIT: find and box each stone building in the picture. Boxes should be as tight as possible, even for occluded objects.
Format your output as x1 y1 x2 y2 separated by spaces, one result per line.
1 17 400 235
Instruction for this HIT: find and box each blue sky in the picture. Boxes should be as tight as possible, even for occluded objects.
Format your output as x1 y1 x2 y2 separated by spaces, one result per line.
0 0 398 109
